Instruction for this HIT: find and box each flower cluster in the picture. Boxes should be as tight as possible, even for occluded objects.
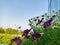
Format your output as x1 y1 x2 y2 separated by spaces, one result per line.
10 17 54 45
22 29 42 42
10 15 54 45
10 10 60 45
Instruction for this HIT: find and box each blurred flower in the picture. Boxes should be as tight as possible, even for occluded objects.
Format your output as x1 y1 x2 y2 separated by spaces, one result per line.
15 37 21 45
44 18 53 28
36 19 42 25
10 37 21 45
32 33 41 42
52 25 57 29
23 29 30 34
22 33 28 38
22 29 31 38
10 38 15 43
40 33 44 36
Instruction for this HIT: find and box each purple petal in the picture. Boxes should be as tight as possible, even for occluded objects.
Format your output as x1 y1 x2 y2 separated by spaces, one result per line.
44 18 53 28
10 37 21 45
24 29 30 34
22 33 28 38
22 29 31 38
32 33 41 42
10 39 15 43
15 37 21 45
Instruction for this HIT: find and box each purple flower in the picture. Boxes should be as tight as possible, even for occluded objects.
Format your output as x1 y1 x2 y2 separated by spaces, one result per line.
22 29 31 38
44 18 53 28
15 37 21 45
36 19 42 25
32 33 41 42
10 39 15 43
10 37 21 45
22 33 28 38
24 29 30 34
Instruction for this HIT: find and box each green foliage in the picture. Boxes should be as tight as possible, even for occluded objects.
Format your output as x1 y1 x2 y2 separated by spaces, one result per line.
0 34 13 44
5 28 20 34
0 27 5 33
27 10 60 45
36 28 60 45
21 38 33 45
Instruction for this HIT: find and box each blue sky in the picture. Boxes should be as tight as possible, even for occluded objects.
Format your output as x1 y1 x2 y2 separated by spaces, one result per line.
0 0 48 30
51 0 60 11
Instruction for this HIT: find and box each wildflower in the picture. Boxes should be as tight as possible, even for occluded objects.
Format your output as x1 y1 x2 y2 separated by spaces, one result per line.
40 33 44 36
36 19 42 25
52 25 57 29
22 29 31 38
15 37 21 45
10 37 21 45
44 18 53 28
22 33 28 38
32 33 41 42
23 29 30 34
10 39 15 43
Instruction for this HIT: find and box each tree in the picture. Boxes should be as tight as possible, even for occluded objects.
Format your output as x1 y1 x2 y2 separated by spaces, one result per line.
0 27 5 33
5 28 20 34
